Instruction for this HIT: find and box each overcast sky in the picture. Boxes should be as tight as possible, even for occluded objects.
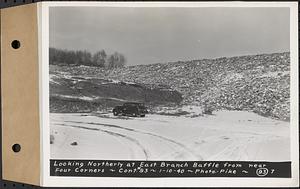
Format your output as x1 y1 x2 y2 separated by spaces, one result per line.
50 7 290 66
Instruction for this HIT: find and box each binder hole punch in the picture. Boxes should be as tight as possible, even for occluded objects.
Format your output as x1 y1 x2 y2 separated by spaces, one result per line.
11 40 21 49
12 143 21 153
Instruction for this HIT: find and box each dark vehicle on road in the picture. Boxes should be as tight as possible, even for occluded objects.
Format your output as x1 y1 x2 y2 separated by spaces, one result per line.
113 102 148 117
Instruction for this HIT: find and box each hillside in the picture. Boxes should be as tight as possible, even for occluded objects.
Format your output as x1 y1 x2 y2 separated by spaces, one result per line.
50 52 290 120
50 75 182 113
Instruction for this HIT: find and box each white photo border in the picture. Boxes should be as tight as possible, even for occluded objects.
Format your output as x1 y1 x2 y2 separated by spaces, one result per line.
39 1 299 187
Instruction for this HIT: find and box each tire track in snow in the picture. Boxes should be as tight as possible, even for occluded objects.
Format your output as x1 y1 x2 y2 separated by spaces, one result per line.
53 123 150 160
207 135 261 160
62 120 203 160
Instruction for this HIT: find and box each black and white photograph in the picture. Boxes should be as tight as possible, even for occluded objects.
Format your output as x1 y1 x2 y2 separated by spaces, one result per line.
49 5 292 163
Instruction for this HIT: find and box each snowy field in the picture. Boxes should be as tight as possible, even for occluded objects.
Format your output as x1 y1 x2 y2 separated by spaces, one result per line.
50 111 290 161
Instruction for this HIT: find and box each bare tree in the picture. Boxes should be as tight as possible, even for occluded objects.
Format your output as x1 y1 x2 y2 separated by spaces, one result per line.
92 50 107 67
106 52 126 69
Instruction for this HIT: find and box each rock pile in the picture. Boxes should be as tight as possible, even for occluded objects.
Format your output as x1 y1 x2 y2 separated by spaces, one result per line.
50 52 290 120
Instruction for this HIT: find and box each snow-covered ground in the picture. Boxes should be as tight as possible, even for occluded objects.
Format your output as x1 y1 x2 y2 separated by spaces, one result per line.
50 111 290 161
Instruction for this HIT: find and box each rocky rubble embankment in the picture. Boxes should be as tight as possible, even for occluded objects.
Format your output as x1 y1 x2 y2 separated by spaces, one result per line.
51 52 290 120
